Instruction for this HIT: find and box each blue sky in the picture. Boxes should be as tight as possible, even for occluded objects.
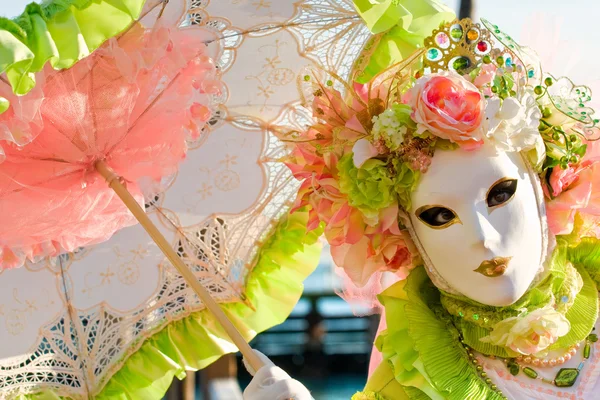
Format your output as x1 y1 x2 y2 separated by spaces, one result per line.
3 0 599 83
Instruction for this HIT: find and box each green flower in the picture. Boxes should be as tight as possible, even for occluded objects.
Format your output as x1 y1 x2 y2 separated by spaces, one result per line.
392 158 421 211
372 103 416 151
338 154 395 224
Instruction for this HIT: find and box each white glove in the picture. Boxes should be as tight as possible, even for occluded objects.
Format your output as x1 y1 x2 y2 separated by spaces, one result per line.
242 350 314 400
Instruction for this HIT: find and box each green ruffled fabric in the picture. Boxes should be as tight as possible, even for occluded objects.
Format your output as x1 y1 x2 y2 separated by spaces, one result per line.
569 237 600 287
0 0 146 107
18 211 323 400
352 0 455 83
368 237 600 399
375 267 503 400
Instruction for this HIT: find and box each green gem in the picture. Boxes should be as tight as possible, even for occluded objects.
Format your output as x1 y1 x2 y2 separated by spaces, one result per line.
450 26 463 39
481 372 487 378
485 378 492 384
523 367 538 379
545 77 554 86
452 56 471 72
326 80 333 86
509 364 520 376
491 86 499 94
552 132 561 141
476 366 483 372
303 75 310 81
483 55 492 64
496 56 504 65
589 334 598 342
458 311 464 318
554 368 579 387
427 48 440 60
509 90 517 97
560 162 569 170
534 85 544 95
584 343 591 359
570 155 578 163
491 385 497 390
570 134 578 142
472 314 480 321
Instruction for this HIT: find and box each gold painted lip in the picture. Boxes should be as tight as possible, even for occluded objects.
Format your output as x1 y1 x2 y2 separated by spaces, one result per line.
473 257 513 278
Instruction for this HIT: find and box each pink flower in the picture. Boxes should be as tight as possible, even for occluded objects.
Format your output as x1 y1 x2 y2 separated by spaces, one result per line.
330 228 415 286
473 63 497 88
404 72 485 149
545 138 600 235
279 78 420 287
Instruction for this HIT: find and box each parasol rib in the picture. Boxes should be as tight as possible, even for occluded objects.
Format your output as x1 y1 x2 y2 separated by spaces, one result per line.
94 160 265 372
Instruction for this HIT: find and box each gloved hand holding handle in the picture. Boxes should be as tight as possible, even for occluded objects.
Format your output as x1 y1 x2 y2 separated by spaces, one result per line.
242 350 314 400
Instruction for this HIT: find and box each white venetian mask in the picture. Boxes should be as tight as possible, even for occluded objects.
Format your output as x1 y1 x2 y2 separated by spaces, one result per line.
408 142 549 306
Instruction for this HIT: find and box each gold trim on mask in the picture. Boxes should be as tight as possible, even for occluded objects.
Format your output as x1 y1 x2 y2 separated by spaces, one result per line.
415 204 463 230
486 177 518 212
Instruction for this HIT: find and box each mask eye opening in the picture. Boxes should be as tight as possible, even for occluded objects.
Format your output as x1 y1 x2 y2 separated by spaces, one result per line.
415 205 461 230
486 178 518 210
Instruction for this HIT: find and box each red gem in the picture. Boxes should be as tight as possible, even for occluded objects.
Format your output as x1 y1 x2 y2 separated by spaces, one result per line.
477 41 488 52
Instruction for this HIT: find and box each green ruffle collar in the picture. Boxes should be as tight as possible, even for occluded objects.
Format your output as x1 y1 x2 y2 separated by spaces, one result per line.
15 211 323 399
0 0 146 112
376 237 600 399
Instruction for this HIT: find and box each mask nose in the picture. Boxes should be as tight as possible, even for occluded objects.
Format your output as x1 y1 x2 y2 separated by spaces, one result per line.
474 211 501 250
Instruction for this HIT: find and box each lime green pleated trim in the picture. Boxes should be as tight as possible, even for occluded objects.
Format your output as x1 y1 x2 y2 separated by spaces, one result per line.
0 0 146 102
352 0 455 83
569 236 600 287
16 210 323 400
376 267 503 400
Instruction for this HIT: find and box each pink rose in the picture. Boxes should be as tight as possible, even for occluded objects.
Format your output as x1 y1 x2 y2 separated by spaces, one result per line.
545 138 600 235
549 165 581 197
404 72 485 149
473 63 497 88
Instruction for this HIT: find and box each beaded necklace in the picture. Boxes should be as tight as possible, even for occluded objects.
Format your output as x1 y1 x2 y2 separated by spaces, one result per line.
504 332 597 388
460 330 598 396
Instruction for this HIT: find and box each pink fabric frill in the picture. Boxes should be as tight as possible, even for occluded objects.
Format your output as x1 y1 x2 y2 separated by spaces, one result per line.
0 23 219 269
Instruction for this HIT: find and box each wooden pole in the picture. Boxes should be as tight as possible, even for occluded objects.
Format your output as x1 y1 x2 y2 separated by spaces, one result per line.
183 371 196 400
95 160 264 373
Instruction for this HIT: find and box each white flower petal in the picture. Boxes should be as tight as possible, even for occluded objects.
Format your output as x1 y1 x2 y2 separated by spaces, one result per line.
499 97 522 120
352 139 379 168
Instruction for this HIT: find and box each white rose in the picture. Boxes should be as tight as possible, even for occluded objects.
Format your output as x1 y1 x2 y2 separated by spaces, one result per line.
485 90 543 153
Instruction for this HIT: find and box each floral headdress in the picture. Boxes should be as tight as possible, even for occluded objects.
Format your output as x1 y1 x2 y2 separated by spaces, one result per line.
281 18 600 287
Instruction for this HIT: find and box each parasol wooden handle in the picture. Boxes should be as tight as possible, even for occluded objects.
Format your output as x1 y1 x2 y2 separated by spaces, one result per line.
95 161 265 373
